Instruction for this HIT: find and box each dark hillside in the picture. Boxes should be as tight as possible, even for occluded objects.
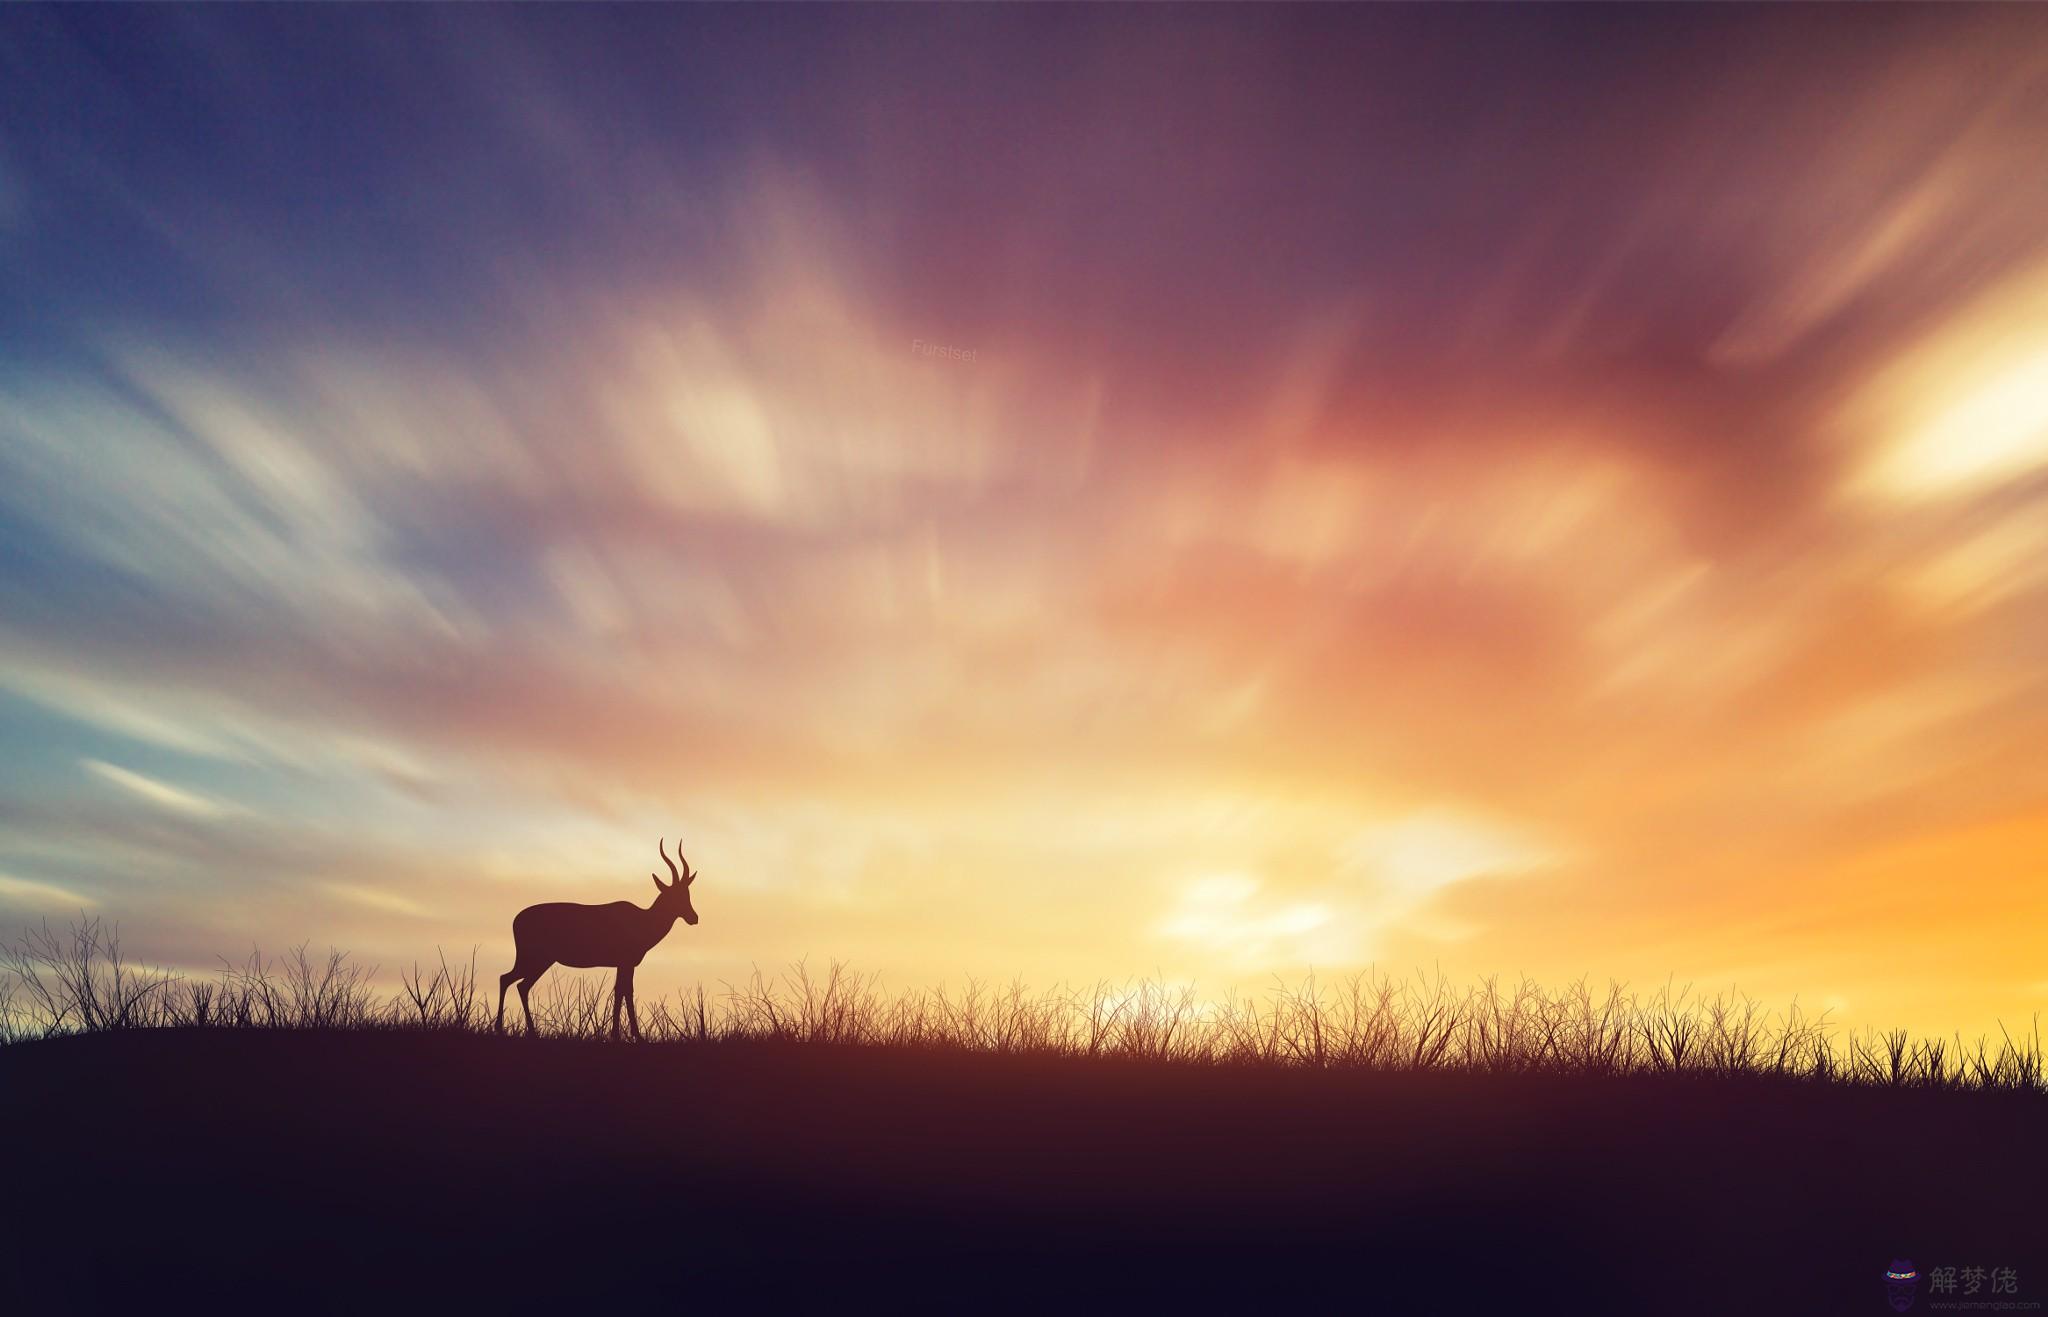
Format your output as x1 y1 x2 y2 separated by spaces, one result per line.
3 1030 2042 1314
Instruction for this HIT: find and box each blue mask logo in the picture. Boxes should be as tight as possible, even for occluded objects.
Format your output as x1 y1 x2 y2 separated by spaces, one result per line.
1884 1260 1920 1312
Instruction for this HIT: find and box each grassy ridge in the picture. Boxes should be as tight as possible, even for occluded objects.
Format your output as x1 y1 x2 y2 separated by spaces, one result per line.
4 917 2045 1313
4 915 2043 1090
5 1022 2044 1313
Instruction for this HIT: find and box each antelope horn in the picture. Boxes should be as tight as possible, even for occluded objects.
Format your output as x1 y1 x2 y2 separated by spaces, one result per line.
658 837 680 888
676 835 695 882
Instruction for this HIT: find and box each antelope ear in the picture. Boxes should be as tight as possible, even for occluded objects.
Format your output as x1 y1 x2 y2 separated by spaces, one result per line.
651 872 669 893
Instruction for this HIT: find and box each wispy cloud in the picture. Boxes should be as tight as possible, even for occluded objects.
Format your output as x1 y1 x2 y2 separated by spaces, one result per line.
81 760 233 819
323 882 430 920
0 872 97 910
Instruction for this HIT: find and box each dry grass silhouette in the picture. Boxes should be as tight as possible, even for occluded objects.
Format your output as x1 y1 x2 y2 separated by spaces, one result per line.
4 915 2041 1092
7 915 2044 1314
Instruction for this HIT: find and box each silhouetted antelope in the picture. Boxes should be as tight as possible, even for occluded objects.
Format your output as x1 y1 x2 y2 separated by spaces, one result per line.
496 837 699 1040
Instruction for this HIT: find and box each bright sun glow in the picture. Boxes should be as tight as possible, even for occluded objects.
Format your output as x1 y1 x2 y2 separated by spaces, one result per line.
1851 263 2048 502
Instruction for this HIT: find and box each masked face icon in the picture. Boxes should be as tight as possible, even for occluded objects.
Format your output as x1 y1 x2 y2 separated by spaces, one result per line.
1883 1260 1920 1313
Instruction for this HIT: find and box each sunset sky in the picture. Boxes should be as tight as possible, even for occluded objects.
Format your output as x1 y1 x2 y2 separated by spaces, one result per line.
3 7 2046 1038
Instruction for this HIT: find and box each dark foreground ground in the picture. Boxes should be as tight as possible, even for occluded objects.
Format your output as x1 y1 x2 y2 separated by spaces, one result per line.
2 1031 2042 1315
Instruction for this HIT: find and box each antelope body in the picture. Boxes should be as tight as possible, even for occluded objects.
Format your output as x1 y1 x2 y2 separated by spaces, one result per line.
496 838 699 1040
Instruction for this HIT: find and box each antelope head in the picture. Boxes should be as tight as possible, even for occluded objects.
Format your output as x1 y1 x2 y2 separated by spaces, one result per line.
652 837 700 926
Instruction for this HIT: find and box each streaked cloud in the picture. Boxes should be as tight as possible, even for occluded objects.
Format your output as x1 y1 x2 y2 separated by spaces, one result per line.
82 760 233 819
0 872 97 910
1846 260 2048 502
323 882 431 920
